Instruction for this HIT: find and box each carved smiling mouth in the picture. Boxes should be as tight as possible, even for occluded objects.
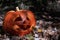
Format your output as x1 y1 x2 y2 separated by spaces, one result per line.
18 25 30 30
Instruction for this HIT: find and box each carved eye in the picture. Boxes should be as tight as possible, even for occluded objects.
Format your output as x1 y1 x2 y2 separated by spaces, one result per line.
15 17 22 21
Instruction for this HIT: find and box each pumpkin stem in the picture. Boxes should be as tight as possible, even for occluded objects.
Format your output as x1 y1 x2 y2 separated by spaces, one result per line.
16 7 20 11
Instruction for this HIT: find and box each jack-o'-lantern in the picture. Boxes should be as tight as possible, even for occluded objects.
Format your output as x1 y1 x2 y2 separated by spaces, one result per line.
3 7 36 37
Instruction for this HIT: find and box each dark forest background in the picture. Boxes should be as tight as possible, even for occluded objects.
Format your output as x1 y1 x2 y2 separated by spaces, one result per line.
0 0 60 22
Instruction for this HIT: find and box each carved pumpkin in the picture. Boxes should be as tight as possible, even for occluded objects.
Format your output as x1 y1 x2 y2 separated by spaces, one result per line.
3 7 36 37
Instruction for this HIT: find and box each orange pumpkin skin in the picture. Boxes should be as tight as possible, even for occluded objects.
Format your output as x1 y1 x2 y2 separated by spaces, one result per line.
3 10 36 37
